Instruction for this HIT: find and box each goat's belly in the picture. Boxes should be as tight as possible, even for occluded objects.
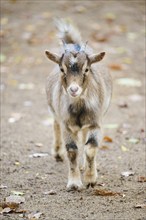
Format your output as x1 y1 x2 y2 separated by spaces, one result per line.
66 109 97 133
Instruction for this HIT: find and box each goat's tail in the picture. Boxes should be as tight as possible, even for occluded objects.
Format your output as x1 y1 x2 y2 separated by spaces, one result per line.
54 18 82 44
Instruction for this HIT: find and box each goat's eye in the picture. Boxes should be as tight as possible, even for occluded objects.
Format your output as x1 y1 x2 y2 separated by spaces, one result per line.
60 68 64 73
85 68 89 73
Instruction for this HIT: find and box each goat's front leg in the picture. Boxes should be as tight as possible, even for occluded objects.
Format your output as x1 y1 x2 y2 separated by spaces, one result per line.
53 120 64 162
83 128 102 188
63 130 83 191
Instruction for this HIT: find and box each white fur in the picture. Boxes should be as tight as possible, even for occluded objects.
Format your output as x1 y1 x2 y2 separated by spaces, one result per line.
55 18 82 44
67 177 83 189
69 56 78 65
67 169 83 190
67 82 83 98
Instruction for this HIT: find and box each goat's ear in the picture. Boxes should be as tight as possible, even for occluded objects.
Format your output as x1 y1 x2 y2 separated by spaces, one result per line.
89 52 105 64
45 51 61 64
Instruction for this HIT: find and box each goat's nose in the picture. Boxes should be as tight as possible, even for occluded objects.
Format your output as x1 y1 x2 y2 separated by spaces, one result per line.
70 86 79 93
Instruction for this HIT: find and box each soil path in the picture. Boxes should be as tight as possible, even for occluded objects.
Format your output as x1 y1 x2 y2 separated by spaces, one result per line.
1 1 145 219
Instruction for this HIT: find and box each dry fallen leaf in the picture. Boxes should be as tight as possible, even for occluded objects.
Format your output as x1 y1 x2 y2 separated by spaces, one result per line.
14 161 20 166
5 195 25 204
43 190 57 195
29 153 48 158
74 5 86 13
27 36 41 45
8 79 18 87
128 94 142 102
11 191 24 196
91 23 101 32
35 143 43 148
22 31 32 41
108 63 123 70
134 204 146 209
42 118 54 126
123 57 132 64
0 207 26 214
99 145 110 150
97 183 105 187
93 189 122 196
116 47 127 54
104 124 119 129
121 145 129 152
127 32 138 41
0 201 19 209
103 136 113 142
0 201 26 214
41 11 52 19
91 32 109 42
118 129 128 135
128 138 139 144
14 209 27 214
25 24 36 32
28 212 42 219
137 176 146 183
1 17 8 25
122 123 131 129
116 78 142 87
8 113 22 123
18 83 35 90
118 102 128 108
105 12 116 23
0 207 11 214
0 54 6 63
121 171 135 177
0 184 7 189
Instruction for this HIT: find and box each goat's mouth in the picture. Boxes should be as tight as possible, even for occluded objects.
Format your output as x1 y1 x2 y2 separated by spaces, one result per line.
68 90 83 98
70 92 79 98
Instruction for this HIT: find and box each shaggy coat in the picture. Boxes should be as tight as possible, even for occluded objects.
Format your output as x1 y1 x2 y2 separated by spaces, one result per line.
45 19 112 190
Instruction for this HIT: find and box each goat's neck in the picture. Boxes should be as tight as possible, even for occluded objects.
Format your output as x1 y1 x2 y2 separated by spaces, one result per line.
69 96 85 107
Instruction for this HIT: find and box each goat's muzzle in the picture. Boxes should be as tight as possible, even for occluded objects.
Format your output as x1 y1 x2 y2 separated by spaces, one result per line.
67 83 82 98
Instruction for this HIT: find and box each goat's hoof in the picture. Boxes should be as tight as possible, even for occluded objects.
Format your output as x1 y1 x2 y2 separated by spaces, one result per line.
86 182 96 189
84 172 97 188
52 148 64 162
55 154 64 162
67 185 83 192
67 181 83 192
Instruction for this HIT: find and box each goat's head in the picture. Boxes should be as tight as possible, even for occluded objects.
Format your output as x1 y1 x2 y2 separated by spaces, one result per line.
45 44 105 98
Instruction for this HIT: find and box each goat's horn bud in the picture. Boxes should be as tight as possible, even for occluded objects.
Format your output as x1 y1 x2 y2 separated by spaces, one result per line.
62 40 69 52
80 41 88 52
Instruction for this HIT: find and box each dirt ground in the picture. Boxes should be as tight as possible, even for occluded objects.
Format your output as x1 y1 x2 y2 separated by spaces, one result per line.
0 0 146 220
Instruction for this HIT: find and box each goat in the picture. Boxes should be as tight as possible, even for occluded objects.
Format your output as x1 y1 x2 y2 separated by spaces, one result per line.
45 19 112 191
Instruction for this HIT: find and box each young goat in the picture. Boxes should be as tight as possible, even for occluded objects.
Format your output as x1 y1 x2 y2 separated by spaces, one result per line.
45 20 112 191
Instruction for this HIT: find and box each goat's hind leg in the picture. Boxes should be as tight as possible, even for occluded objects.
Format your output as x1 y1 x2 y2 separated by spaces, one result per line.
53 120 64 162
